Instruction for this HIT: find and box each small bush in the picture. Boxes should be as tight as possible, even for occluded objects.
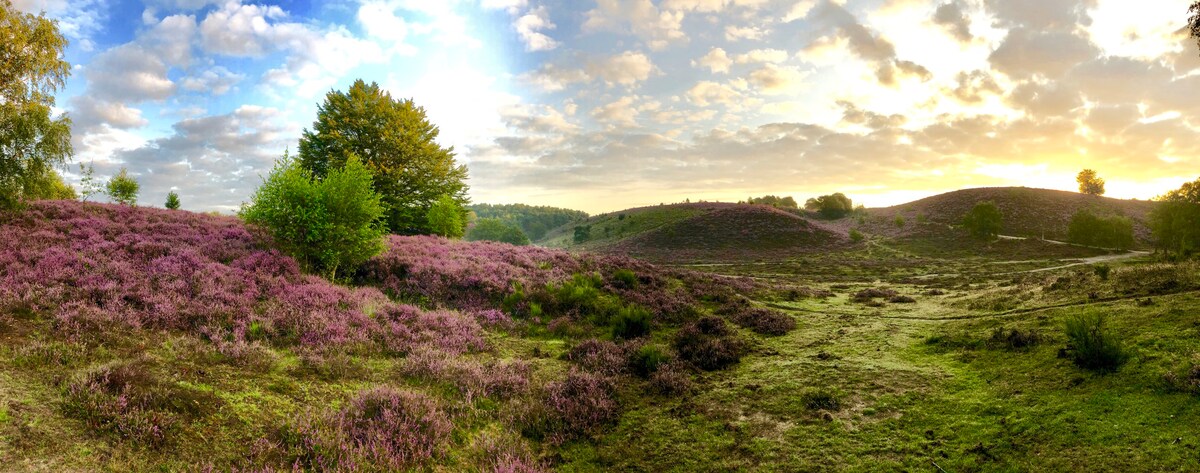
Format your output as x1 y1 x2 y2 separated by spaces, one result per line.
849 229 864 243
852 287 898 303
629 344 671 378
648 363 693 395
894 216 905 227
729 307 796 336
610 305 652 340
545 369 618 443
801 389 842 411
888 295 916 304
164 191 180 210
1164 362 1200 395
988 327 1042 350
1093 264 1111 281
1063 314 1129 373
673 317 744 371
106 168 140 205
611 268 638 289
566 339 627 376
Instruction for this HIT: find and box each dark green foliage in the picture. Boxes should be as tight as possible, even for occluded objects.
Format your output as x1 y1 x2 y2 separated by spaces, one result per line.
1150 178 1200 256
467 203 587 241
629 344 670 377
0 3 72 208
962 201 1003 239
1076 169 1106 196
466 218 530 245
427 194 466 238
894 216 905 227
106 168 139 205
849 229 864 242
988 327 1042 350
1067 210 1133 249
297 79 468 235
164 191 180 210
573 225 591 244
801 389 842 411
804 193 853 219
610 269 638 289
610 306 651 340
240 152 387 279
745 195 798 209
1063 313 1129 373
1093 264 1111 281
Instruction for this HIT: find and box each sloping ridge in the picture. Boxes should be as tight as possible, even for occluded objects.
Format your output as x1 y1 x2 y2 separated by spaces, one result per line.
602 204 843 262
874 187 1158 241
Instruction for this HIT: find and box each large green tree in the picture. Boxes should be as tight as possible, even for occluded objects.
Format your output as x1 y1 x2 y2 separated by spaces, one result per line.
298 79 469 234
1150 178 1200 256
962 201 1003 240
0 1 73 207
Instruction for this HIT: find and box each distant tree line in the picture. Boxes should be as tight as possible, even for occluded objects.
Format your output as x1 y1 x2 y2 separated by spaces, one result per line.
1068 210 1133 250
1150 177 1200 256
468 203 588 242
805 193 854 219
741 195 798 209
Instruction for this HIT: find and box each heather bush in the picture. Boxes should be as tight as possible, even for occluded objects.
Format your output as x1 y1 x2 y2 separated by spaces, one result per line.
544 369 619 442
62 358 219 448
648 362 692 395
402 348 530 402
673 317 745 371
470 431 549 473
240 152 386 279
852 287 899 303
729 307 796 336
281 386 452 471
566 339 627 376
1063 313 1129 373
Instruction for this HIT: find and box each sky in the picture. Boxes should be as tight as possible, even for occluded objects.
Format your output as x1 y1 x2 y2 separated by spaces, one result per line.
12 0 1200 214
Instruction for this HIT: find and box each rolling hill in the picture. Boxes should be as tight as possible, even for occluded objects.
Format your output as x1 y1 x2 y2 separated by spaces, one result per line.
866 187 1158 242
538 202 846 262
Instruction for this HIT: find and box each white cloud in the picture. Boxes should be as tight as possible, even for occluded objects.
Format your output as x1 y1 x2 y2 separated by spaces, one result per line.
693 47 732 73
588 51 657 88
514 6 559 51
582 0 687 50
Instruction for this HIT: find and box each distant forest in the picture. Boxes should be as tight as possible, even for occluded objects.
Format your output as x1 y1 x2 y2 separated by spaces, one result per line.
469 203 588 241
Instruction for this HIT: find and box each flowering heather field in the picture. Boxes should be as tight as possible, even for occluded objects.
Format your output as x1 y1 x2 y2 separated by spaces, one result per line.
0 200 796 471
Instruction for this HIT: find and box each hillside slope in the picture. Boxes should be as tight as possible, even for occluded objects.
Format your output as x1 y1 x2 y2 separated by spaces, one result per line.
539 203 845 263
866 187 1157 242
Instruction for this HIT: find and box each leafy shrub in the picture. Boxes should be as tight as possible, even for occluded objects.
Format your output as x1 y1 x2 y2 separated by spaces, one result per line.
466 217 530 245
1067 210 1134 250
240 152 386 279
573 225 591 244
629 344 671 377
611 305 652 339
1093 264 1111 281
962 201 1003 239
673 317 745 371
1150 182 1200 256
849 229 864 243
1063 313 1129 373
729 307 796 336
106 168 139 205
610 268 638 289
427 194 466 238
894 215 905 227
801 388 842 411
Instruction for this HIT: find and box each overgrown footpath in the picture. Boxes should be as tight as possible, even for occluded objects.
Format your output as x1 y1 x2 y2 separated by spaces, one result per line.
0 201 798 471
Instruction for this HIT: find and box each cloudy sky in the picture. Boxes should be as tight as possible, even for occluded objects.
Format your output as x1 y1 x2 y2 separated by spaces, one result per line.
14 0 1200 213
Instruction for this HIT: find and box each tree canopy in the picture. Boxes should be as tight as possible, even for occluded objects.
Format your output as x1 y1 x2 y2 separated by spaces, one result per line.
1076 169 1106 196
1150 177 1200 256
804 193 853 219
962 201 1003 239
1067 209 1133 250
426 194 465 238
106 168 139 205
467 203 586 241
744 195 798 209
466 218 530 246
165 191 180 210
0 1 73 207
298 79 469 235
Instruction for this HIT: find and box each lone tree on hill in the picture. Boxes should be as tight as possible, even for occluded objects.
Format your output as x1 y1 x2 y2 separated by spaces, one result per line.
106 168 139 205
962 201 1003 239
0 1 73 208
298 79 469 235
165 191 181 210
1077 169 1106 196
805 193 854 219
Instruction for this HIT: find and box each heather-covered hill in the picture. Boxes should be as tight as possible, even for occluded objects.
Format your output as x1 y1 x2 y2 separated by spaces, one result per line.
540 202 846 263
0 200 797 471
866 187 1158 242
